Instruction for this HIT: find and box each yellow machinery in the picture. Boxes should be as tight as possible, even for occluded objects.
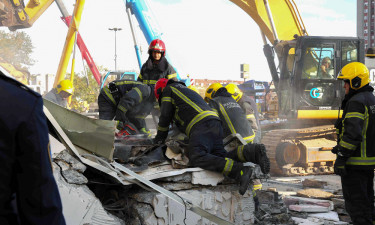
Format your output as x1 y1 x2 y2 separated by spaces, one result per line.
229 0 363 176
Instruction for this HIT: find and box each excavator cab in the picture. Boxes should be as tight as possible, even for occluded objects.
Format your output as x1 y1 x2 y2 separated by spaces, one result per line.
275 36 365 120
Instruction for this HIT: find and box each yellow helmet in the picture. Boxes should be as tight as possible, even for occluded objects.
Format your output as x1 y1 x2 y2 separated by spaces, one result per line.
188 85 199 94
57 79 74 94
337 62 370 90
205 83 222 102
225 83 243 102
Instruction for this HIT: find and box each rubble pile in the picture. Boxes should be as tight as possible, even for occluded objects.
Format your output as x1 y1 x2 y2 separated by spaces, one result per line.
258 178 352 225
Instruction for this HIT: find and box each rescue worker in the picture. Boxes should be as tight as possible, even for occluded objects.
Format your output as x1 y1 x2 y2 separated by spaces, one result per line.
0 71 65 224
205 83 270 211
138 39 177 85
44 79 73 108
226 83 261 143
138 39 177 127
188 85 200 95
332 62 375 225
98 80 154 136
153 78 259 195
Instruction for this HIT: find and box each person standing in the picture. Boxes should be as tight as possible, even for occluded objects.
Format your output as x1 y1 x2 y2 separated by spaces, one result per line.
44 79 73 108
0 71 65 225
138 39 177 126
332 62 375 225
153 78 260 195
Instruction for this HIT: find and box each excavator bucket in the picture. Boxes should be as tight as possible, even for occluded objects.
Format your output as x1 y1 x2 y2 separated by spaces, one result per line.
229 0 307 44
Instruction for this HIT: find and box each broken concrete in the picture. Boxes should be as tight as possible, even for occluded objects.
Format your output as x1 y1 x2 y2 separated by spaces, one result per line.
302 179 328 189
297 188 334 199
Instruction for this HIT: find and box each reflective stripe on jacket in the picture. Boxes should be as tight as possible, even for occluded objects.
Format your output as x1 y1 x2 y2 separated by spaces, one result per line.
154 80 219 142
209 95 255 143
138 56 177 85
338 87 375 168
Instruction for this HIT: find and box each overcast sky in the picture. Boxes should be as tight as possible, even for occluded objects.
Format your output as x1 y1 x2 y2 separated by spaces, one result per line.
0 0 356 82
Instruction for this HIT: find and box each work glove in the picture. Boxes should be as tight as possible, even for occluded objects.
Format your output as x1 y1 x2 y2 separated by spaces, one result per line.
334 155 348 176
116 123 138 137
331 145 339 154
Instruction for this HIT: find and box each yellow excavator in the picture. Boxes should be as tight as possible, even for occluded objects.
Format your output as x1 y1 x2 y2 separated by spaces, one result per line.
229 0 364 175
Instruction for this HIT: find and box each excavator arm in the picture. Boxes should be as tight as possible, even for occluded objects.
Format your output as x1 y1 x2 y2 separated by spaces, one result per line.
229 0 307 44
0 0 54 30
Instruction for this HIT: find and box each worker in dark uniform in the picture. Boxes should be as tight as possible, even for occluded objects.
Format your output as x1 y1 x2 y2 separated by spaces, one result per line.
205 83 270 211
153 78 257 195
0 71 65 225
332 62 375 225
44 79 74 108
226 83 261 143
138 39 177 85
98 80 154 136
138 39 178 127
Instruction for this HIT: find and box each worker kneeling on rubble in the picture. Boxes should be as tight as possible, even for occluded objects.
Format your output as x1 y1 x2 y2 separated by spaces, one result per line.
153 78 260 195
205 83 270 210
204 83 270 174
226 83 261 143
332 62 375 225
44 79 73 108
98 80 154 136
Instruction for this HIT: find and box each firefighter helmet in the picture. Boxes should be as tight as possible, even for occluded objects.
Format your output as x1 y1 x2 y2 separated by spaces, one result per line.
148 39 166 56
337 62 370 90
204 83 222 102
188 85 199 94
225 83 243 102
57 79 74 95
154 78 168 100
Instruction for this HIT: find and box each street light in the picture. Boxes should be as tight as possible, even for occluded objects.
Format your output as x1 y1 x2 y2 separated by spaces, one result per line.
108 27 122 71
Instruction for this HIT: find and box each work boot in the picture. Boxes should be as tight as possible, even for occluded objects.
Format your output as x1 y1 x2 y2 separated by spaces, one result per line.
243 143 270 174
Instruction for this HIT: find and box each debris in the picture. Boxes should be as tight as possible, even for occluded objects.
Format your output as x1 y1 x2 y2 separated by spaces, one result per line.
302 179 328 189
297 189 334 199
309 211 340 222
289 204 330 213
283 196 334 210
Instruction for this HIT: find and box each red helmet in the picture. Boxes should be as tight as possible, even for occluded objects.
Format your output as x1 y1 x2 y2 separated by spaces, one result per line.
154 78 168 100
148 39 166 56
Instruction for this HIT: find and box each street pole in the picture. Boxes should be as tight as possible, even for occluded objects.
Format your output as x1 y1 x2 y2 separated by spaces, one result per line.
109 27 122 71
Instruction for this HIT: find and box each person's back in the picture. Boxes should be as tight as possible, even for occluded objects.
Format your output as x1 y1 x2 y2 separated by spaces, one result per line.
155 80 218 140
98 80 154 132
208 87 255 143
0 71 65 225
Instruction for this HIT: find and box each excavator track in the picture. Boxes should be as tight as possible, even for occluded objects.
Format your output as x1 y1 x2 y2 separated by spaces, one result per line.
261 125 337 176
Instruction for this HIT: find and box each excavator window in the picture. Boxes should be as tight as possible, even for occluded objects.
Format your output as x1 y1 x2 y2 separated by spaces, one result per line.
302 45 335 80
341 41 359 68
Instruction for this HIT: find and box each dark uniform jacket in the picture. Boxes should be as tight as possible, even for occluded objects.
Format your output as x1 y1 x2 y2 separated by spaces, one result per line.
238 94 260 133
335 85 375 169
98 80 154 129
138 56 177 85
0 71 65 225
154 80 219 142
208 88 255 143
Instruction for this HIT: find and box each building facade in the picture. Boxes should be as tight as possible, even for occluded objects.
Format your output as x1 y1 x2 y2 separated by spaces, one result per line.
358 0 375 49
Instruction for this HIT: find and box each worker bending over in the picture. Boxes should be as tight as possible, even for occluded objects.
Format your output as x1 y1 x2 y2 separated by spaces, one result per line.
44 79 73 108
226 83 261 143
98 80 154 135
153 78 258 195
205 83 270 211
332 62 375 225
